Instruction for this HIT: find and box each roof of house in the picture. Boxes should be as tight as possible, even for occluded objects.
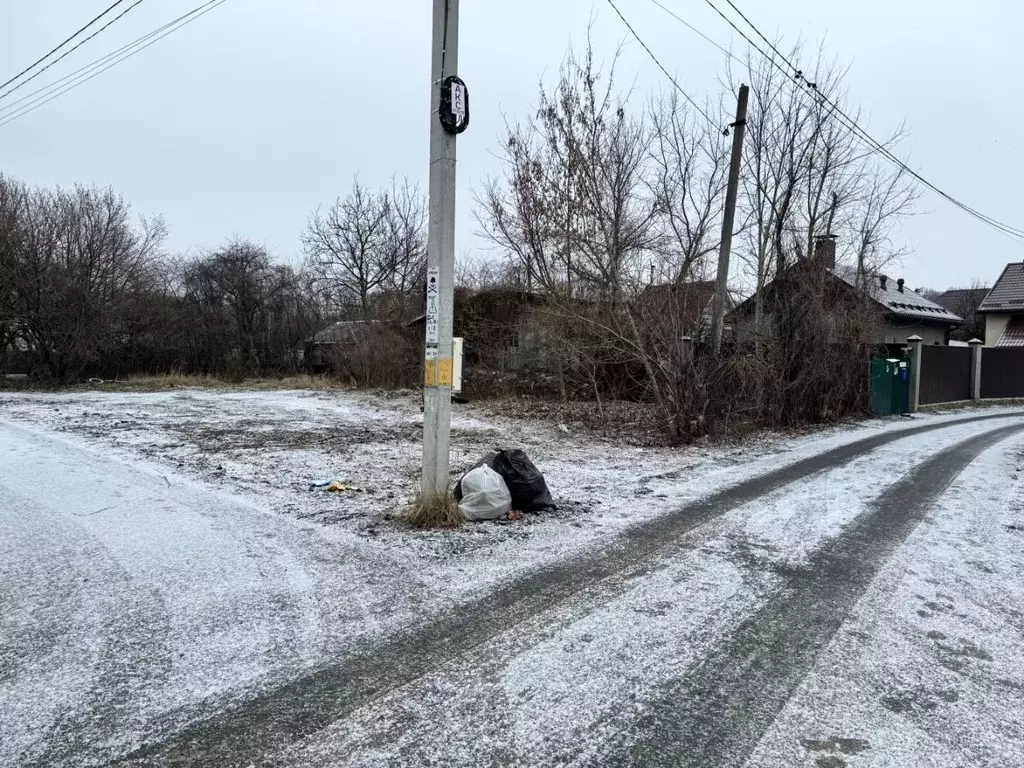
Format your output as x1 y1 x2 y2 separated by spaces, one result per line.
732 264 961 325
638 280 740 334
977 262 1024 313
842 273 962 324
305 320 369 345
640 280 726 319
995 316 1024 347
935 287 989 314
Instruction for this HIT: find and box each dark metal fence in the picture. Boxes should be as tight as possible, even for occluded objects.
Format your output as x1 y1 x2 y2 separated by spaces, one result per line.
980 347 1024 399
920 345 972 405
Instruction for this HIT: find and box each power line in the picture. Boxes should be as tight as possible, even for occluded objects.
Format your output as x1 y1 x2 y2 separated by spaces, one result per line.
721 0 799 76
706 0 1024 243
0 0 223 120
648 0 732 60
0 0 131 92
0 0 230 129
663 0 1024 243
604 0 719 128
0 0 148 102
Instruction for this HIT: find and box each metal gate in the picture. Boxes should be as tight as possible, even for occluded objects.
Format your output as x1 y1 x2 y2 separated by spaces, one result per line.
980 347 1024 399
919 345 972 405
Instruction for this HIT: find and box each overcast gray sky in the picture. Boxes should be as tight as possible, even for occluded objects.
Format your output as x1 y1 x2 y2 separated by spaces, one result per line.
1 0 1020 290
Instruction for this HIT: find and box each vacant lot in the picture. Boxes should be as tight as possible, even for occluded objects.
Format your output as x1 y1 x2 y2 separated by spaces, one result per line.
3 389 1024 767
0 387 877 577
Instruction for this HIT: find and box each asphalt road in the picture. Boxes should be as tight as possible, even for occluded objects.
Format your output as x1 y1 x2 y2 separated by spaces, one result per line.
3 412 1024 767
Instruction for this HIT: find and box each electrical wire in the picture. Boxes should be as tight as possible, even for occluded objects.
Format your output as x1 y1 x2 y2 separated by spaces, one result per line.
0 0 148 102
0 0 223 119
722 0 799 76
0 0 229 129
605 0 719 128
648 0 733 61
663 0 1024 243
708 0 1024 242
0 0 131 92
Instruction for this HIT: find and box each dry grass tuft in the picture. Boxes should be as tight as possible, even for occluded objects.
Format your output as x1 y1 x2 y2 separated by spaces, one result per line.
404 490 463 529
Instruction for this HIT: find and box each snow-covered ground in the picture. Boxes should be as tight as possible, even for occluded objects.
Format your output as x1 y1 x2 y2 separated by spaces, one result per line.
2 388 1024 766
0 388 1020 592
748 436 1024 768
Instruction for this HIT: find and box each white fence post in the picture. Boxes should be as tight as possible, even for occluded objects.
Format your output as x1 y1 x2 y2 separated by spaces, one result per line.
969 338 983 401
907 335 923 412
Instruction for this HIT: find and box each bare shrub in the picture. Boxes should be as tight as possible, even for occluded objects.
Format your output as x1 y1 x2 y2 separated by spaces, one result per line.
330 324 420 389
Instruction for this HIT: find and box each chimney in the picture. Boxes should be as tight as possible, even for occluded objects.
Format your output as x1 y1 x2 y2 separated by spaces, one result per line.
814 234 837 270
897 278 905 293
880 275 888 290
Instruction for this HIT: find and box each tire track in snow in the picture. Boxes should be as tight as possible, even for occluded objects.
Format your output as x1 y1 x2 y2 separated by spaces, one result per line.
116 412 1024 767
599 422 1024 768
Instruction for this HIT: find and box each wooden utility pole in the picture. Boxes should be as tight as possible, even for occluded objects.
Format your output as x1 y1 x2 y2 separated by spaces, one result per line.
422 0 460 499
709 84 749 356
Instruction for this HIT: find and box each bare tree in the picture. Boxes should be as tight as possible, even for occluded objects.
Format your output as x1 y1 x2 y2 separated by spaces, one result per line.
474 34 921 440
178 239 319 376
479 41 659 298
303 177 427 323
303 178 391 320
380 178 428 321
731 42 919 339
648 91 730 281
846 157 920 285
0 178 165 379
479 41 714 432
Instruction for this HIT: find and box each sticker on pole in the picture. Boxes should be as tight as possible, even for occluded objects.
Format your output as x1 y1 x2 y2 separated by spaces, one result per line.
439 75 470 134
425 266 440 344
425 346 438 386
452 82 466 125
438 358 453 387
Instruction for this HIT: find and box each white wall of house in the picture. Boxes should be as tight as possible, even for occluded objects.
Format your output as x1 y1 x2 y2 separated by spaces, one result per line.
733 314 952 346
879 321 948 346
984 313 1011 347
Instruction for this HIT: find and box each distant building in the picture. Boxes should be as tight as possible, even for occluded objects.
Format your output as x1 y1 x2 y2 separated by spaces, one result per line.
637 280 737 343
934 287 988 341
297 320 372 370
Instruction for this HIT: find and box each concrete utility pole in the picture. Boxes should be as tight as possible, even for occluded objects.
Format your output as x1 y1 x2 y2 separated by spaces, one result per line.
422 0 460 498
710 83 749 356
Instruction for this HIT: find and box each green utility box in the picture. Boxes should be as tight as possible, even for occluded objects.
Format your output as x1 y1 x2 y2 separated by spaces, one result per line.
869 357 910 416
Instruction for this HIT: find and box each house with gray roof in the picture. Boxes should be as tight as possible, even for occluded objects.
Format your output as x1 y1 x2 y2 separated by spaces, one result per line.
296 320 372 370
853 273 962 344
730 236 962 347
977 262 1024 346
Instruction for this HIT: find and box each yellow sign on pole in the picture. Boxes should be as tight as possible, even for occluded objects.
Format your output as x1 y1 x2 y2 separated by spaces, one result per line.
424 359 438 386
438 358 453 387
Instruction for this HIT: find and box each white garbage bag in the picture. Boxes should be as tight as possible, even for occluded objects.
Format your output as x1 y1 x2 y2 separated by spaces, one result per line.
457 465 512 521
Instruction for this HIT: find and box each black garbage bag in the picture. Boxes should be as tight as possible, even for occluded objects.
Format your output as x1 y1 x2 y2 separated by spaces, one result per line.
491 449 553 512
454 452 497 503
